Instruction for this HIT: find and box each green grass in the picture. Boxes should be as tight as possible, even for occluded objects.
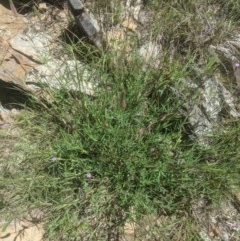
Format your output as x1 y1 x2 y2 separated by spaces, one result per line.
1 0 240 240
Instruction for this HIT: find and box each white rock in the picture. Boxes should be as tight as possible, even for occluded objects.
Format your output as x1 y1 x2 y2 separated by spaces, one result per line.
26 60 98 95
187 104 212 143
38 2 48 12
139 41 162 67
10 31 51 62
217 80 240 118
202 78 221 121
185 74 240 144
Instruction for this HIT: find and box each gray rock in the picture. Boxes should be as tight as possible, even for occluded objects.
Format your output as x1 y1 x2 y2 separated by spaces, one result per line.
68 0 84 12
76 11 102 48
25 59 98 95
187 104 212 143
9 30 51 63
67 0 103 48
217 80 240 118
183 74 240 144
193 197 240 241
202 78 221 122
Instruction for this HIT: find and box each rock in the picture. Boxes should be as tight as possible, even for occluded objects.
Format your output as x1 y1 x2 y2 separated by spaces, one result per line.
0 56 33 88
123 222 135 241
0 107 19 130
217 78 240 118
192 195 240 241
126 0 143 22
139 40 162 68
209 34 240 94
212 201 239 240
0 218 43 241
210 44 236 62
132 5 142 21
187 104 212 143
68 0 84 13
25 60 98 96
125 0 153 26
9 30 52 63
202 78 221 122
67 0 103 48
183 73 240 144
38 2 48 12
0 3 32 87
0 1 98 106
76 11 102 48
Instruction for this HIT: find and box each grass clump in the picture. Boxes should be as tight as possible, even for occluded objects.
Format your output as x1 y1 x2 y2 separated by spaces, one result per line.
1 0 240 240
1 55 239 240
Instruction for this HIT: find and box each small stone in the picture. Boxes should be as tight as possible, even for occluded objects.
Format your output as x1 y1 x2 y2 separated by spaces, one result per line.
38 3 47 12
55 11 68 22
208 231 215 237
68 0 84 13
